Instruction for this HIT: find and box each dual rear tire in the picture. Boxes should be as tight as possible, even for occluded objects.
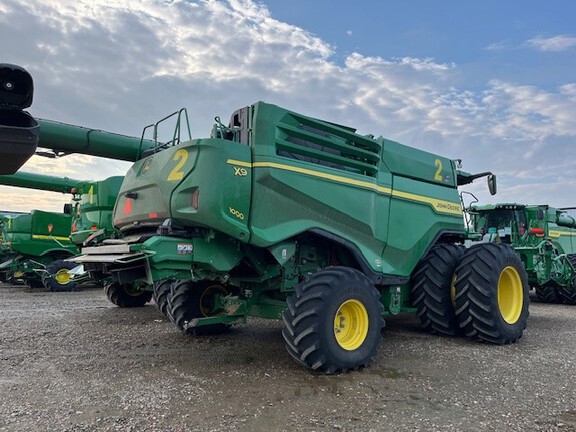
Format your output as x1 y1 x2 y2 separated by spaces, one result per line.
411 243 529 345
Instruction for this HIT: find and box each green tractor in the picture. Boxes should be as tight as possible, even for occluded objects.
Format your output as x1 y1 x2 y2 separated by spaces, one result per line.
0 172 124 291
467 203 576 304
71 101 530 373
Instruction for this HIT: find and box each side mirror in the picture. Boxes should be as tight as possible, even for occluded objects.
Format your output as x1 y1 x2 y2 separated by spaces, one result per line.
63 203 73 215
487 174 497 196
537 208 544 220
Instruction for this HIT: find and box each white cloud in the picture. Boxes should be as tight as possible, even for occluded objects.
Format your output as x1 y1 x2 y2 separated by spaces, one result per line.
527 35 576 52
0 0 575 212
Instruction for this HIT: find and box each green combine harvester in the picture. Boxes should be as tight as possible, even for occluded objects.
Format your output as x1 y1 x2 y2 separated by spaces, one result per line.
0 172 124 291
467 203 576 304
0 209 78 287
3 63 530 374
76 102 530 373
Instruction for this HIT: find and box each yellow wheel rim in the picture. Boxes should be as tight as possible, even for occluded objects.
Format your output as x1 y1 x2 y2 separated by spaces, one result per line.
333 299 369 351
497 266 523 324
450 273 458 309
54 269 71 285
200 285 228 317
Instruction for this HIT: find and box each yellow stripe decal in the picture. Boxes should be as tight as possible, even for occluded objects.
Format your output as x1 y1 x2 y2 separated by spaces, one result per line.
32 234 71 242
226 159 462 216
549 230 576 238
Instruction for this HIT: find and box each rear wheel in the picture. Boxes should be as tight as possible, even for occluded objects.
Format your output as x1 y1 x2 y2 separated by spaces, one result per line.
43 260 78 292
104 281 152 307
410 244 464 336
535 284 562 304
454 244 529 344
152 279 173 316
282 266 384 374
166 280 230 335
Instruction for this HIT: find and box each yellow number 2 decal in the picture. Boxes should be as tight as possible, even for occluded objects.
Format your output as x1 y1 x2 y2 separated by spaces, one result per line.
434 159 443 181
167 149 189 181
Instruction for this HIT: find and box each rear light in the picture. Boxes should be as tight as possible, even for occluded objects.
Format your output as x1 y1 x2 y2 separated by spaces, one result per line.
91 224 98 231
529 227 545 237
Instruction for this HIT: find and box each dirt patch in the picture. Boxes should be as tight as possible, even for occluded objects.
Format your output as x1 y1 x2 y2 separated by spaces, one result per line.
1 285 575 431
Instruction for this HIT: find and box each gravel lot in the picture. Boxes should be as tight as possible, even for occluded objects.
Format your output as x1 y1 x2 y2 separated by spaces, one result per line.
1 283 575 432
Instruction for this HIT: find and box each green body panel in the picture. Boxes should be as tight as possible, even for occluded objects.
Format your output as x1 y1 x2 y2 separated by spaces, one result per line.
70 176 124 245
3 210 76 257
469 203 576 288
114 102 465 279
114 139 252 241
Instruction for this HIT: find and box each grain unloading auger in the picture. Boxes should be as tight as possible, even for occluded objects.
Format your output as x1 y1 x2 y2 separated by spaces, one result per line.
0 171 124 291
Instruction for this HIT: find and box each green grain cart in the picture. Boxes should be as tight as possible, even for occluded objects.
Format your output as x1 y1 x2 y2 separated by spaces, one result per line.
71 102 530 373
467 203 576 304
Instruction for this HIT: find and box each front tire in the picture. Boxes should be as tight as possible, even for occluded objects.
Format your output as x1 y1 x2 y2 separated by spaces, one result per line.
42 260 78 292
410 244 464 336
454 244 529 344
282 266 384 374
104 281 152 307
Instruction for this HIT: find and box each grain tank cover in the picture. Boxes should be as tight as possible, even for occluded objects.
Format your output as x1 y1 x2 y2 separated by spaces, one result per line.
0 63 39 174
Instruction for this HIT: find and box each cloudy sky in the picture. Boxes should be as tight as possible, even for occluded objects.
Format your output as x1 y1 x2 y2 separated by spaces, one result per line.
1 0 575 212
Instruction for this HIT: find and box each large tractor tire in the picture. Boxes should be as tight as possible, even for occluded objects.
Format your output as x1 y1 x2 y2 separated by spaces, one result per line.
557 255 576 305
535 284 562 304
42 260 78 292
453 243 529 344
282 266 384 374
152 279 173 316
104 281 152 307
166 280 230 335
410 244 464 336
25 278 45 289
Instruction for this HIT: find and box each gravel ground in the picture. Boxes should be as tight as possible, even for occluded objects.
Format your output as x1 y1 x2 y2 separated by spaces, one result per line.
1 284 575 432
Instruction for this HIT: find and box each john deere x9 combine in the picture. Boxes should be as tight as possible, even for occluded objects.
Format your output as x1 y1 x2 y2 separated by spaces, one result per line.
3 63 530 373
72 102 529 373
